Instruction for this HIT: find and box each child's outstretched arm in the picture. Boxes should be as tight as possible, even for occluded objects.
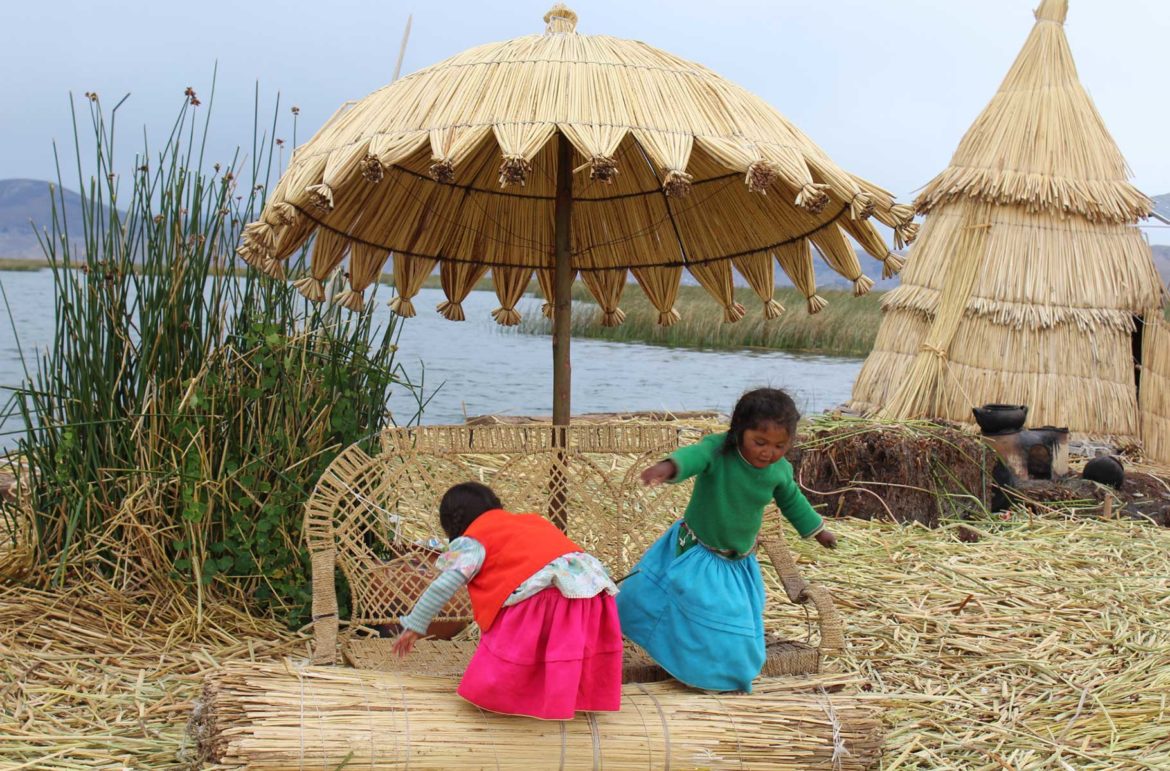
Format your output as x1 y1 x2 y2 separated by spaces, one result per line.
393 570 468 657
773 469 837 549
640 459 677 486
641 432 722 486
392 537 484 657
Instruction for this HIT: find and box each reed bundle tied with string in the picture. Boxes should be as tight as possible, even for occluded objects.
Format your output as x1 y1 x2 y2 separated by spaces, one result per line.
850 0 1167 442
236 4 914 328
192 663 884 770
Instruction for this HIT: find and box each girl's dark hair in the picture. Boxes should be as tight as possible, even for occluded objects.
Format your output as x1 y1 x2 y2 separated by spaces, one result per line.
723 387 800 452
439 482 502 540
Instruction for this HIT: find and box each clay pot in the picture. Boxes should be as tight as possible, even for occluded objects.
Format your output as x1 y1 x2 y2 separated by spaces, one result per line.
1083 455 1124 489
971 404 1028 435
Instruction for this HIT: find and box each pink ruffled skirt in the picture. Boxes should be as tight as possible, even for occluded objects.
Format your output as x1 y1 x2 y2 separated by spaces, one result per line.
457 588 622 720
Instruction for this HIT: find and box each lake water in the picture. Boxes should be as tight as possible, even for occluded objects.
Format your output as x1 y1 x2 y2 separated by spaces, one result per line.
0 270 862 446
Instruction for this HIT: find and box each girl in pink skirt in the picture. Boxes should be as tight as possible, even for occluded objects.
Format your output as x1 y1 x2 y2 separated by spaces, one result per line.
392 482 622 719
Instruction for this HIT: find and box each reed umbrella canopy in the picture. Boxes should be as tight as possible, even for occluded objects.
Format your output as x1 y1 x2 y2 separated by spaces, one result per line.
849 0 1166 441
238 11 913 306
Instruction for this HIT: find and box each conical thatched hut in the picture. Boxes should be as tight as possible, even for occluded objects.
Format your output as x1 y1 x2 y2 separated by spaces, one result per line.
850 0 1166 440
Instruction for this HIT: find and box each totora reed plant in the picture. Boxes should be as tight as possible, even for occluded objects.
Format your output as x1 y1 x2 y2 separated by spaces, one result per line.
0 80 422 626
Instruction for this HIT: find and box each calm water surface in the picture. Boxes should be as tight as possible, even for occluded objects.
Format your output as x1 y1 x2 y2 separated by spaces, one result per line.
0 271 862 446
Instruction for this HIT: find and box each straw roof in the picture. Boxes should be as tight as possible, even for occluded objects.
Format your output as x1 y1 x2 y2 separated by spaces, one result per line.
237 4 913 325
850 0 1166 440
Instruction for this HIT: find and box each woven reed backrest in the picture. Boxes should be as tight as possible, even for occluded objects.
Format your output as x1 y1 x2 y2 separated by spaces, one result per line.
304 423 693 661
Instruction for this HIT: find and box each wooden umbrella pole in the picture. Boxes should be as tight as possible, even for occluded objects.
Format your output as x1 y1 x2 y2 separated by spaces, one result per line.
550 132 574 529
552 132 573 427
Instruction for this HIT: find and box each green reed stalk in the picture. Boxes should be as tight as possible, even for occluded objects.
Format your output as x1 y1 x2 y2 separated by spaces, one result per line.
2 79 418 624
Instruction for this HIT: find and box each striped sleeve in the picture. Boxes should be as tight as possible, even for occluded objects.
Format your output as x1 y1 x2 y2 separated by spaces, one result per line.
399 570 468 635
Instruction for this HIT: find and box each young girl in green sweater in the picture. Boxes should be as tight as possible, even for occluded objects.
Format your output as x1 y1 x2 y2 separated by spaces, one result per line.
616 387 836 692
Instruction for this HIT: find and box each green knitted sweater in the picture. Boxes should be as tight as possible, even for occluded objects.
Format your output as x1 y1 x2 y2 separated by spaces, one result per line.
669 432 824 555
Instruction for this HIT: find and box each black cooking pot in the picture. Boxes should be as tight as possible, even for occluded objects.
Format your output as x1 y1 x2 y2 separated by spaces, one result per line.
971 404 1028 434
1083 455 1124 489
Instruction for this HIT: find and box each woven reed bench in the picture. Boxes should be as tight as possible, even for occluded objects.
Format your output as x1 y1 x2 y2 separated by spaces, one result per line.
304 424 844 681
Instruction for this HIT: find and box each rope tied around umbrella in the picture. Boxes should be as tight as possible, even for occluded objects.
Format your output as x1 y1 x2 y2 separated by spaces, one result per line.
599 307 626 327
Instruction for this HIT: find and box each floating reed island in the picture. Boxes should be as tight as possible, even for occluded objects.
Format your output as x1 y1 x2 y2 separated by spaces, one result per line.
3 508 1169 769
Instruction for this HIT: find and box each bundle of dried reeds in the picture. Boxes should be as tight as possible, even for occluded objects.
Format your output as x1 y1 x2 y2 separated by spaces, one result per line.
1140 315 1170 464
193 662 884 770
850 0 1164 441
236 5 910 323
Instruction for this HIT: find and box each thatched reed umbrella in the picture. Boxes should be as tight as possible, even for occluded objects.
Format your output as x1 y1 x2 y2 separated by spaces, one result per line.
237 4 913 427
849 0 1166 441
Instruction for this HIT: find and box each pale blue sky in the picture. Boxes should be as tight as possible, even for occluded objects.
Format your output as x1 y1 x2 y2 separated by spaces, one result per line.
3 1 1168 238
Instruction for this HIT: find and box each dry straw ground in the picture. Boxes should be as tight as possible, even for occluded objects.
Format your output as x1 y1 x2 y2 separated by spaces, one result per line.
2 511 1168 769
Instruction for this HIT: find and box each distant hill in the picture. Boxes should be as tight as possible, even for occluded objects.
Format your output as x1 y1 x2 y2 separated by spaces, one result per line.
0 178 87 259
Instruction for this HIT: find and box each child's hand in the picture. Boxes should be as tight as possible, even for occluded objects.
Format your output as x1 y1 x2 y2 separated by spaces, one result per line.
392 629 422 657
640 460 676 487
814 530 838 549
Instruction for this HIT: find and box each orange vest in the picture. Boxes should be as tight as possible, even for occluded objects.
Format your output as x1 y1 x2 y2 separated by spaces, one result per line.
462 509 581 632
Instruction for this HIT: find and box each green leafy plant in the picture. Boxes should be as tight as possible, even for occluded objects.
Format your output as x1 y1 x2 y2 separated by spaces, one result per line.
2 78 422 625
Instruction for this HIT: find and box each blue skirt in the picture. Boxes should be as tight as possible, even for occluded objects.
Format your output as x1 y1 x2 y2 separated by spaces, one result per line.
616 520 766 692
